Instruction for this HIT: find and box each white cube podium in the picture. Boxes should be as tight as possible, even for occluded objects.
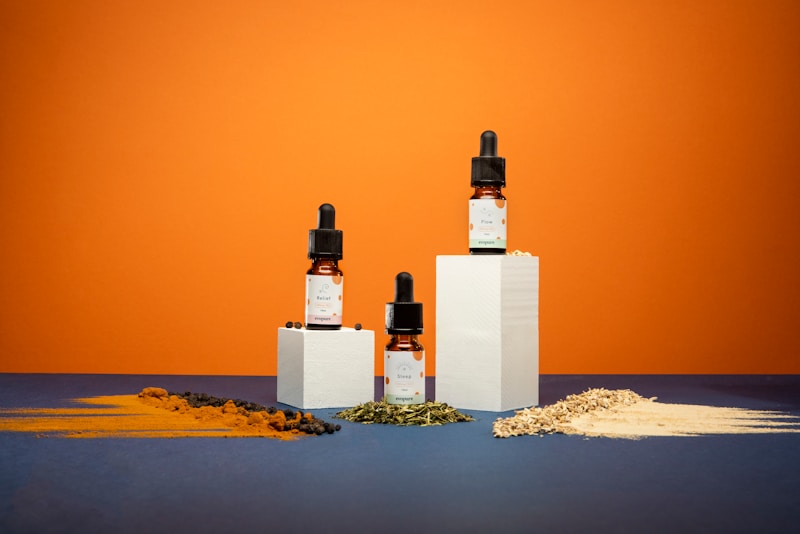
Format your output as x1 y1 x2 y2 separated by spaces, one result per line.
436 255 539 412
277 327 374 409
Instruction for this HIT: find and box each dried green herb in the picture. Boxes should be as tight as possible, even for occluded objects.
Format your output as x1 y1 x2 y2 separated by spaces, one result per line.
335 398 474 426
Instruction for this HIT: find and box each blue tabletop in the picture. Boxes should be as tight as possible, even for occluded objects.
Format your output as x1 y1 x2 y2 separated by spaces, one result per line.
1 374 798 533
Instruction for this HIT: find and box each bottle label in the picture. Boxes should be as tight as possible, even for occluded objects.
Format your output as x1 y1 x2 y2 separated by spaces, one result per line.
469 198 507 249
305 274 343 326
384 350 425 404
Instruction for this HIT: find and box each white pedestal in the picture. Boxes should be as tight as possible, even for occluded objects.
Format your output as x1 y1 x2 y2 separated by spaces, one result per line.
277 327 375 409
435 255 539 411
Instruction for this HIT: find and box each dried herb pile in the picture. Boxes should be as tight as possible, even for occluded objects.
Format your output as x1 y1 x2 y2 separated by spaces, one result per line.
336 398 474 426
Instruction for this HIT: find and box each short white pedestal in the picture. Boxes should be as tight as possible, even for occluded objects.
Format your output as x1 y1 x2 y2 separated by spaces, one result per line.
277 327 375 409
435 255 539 411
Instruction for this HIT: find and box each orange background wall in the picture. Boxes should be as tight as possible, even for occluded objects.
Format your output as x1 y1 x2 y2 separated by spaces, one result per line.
1 1 799 375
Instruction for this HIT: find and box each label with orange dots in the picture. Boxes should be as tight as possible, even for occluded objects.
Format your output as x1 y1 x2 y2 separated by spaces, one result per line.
384 350 425 404
469 198 507 249
305 274 343 326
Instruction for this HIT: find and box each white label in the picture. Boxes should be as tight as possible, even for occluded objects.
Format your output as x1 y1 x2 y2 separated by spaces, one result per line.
469 198 507 249
384 350 425 404
305 274 343 326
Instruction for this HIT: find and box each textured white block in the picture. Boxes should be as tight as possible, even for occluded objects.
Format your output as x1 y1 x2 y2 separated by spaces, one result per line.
277 327 374 409
436 255 539 411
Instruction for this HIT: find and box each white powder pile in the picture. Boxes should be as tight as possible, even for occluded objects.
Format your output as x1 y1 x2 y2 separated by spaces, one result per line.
493 388 800 439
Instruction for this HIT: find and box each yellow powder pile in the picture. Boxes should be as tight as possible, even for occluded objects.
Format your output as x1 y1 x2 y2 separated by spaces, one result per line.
494 388 800 439
0 387 317 439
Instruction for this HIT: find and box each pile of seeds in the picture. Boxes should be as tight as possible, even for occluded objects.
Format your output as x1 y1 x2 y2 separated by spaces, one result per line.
168 389 341 435
507 249 532 256
336 398 474 426
493 388 650 438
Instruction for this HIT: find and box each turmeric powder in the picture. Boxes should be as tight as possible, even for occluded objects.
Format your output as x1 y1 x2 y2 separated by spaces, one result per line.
0 387 339 439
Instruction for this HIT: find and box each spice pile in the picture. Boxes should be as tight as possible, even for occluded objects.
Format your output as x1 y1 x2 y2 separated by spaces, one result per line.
493 388 647 438
336 398 474 426
493 388 800 439
0 387 340 439
148 388 341 436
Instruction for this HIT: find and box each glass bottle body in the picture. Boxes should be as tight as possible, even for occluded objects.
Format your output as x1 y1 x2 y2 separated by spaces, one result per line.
305 258 343 330
384 334 425 405
469 185 507 255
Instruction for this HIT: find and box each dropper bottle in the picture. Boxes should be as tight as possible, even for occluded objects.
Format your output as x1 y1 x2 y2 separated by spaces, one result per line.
469 130 507 254
384 272 424 404
305 203 343 330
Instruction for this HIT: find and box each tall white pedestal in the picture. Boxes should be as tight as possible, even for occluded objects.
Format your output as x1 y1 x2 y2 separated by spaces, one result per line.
436 255 539 411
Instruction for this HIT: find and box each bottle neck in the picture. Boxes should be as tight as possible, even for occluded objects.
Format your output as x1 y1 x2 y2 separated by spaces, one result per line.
387 334 423 351
311 257 339 267
308 257 342 276
471 185 504 198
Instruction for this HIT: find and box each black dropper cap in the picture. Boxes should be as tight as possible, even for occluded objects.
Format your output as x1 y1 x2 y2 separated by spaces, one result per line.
385 272 423 335
471 130 506 186
308 203 343 259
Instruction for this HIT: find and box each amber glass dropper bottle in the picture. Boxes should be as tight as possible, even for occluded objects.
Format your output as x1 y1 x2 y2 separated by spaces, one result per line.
384 272 425 405
305 203 344 330
469 130 507 254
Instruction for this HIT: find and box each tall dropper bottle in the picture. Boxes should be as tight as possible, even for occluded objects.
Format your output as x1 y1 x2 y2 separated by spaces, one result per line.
384 272 425 404
305 203 343 330
469 130 507 254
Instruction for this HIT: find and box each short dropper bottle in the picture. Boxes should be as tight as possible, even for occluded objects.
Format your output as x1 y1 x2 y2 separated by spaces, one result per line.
469 130 507 254
384 272 425 405
305 203 344 330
